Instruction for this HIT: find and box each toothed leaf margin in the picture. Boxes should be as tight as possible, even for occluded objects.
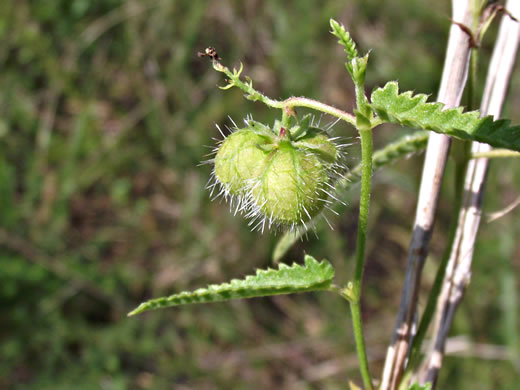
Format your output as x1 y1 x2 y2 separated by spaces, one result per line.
128 255 335 316
371 81 520 152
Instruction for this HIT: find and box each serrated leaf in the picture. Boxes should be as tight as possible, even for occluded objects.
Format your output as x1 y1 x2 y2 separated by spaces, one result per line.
371 81 520 152
128 255 335 316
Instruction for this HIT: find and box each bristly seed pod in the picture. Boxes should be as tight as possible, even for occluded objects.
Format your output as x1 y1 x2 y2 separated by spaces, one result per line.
213 128 272 196
209 115 346 232
250 140 329 224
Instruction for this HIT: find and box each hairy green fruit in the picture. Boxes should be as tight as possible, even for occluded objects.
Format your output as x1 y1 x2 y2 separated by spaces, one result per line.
214 129 271 195
211 118 344 230
251 141 329 225
293 129 338 163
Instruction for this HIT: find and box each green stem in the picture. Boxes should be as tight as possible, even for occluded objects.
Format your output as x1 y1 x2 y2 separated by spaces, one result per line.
353 129 373 299
350 302 372 389
279 92 375 390
471 149 520 159
213 60 357 127
282 97 356 126
350 128 374 390
355 83 370 118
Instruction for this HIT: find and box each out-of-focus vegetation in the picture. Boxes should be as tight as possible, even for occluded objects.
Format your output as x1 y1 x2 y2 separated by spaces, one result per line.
1 1 519 389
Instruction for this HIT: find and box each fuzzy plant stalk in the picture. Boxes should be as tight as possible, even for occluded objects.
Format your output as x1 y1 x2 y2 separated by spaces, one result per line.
334 36 376 390
348 127 374 390
329 19 376 390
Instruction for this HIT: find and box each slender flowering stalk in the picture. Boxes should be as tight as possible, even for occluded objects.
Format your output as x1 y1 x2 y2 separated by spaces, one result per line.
213 61 358 128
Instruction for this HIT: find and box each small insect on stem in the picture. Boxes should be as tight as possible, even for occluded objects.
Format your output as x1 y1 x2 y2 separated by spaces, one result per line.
197 46 222 61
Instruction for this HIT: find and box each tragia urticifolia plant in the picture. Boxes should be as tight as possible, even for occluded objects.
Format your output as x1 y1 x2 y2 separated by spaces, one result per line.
130 17 520 390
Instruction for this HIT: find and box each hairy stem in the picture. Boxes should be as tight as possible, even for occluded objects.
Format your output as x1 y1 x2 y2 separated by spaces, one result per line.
213 60 357 127
282 96 356 126
350 301 373 389
350 128 374 390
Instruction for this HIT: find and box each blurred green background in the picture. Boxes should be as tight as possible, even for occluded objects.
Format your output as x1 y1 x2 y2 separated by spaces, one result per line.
1 1 519 389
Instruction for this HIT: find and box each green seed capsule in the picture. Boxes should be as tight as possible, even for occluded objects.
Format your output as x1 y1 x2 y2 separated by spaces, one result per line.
293 129 338 163
211 120 343 230
214 129 272 195
251 141 329 225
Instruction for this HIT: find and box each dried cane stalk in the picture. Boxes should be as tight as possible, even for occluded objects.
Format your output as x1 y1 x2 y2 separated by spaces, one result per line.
380 2 474 389
419 1 520 386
